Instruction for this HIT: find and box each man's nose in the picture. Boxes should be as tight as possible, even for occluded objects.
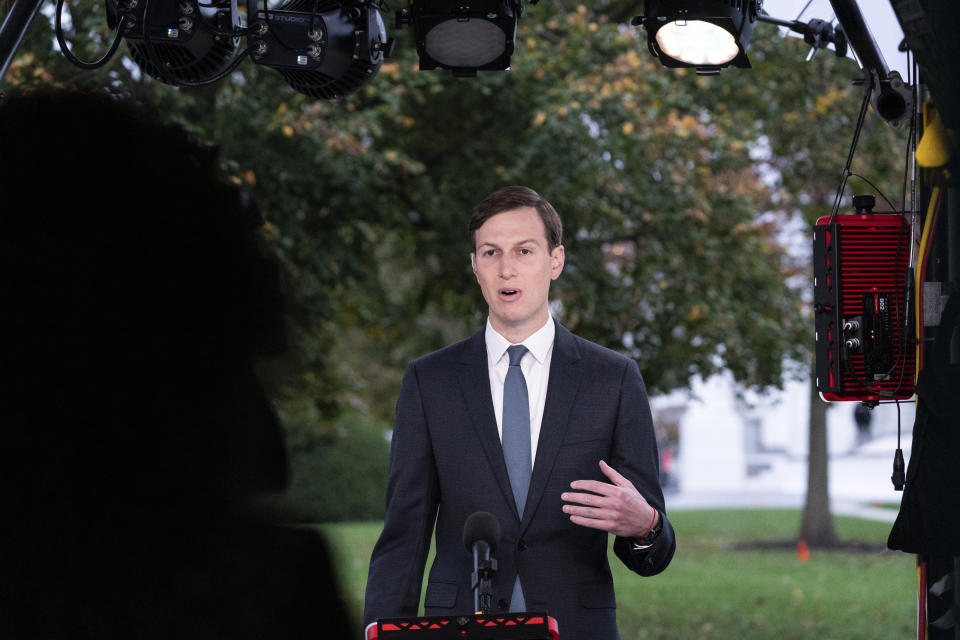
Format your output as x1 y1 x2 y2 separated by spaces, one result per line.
499 255 518 278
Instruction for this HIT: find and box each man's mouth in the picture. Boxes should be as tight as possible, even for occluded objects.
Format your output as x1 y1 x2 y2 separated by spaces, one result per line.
500 288 520 297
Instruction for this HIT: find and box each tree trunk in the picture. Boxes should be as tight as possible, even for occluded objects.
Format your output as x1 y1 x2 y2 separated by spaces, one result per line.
800 368 838 546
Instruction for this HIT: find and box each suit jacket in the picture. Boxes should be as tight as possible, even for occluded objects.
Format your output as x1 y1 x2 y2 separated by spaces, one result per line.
364 321 675 640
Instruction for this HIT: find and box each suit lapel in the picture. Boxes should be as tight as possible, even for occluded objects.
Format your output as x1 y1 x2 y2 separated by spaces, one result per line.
458 330 519 518
521 322 582 532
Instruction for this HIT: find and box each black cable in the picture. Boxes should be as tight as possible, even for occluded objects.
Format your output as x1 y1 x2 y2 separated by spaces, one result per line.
847 172 898 212
900 49 917 213
896 399 902 449
891 398 905 490
55 0 126 69
796 0 814 20
827 79 874 226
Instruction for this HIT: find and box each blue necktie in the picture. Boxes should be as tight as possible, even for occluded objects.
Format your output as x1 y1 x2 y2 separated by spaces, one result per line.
502 344 530 612
502 345 531 517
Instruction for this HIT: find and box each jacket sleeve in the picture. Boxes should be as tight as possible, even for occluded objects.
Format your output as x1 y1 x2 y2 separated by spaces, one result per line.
363 362 441 627
609 358 676 576
613 511 676 576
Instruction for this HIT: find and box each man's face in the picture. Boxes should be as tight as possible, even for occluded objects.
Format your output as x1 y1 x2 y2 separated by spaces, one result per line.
471 206 564 342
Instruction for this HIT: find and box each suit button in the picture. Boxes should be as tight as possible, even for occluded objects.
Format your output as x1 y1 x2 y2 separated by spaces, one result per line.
518 540 527 551
497 599 508 610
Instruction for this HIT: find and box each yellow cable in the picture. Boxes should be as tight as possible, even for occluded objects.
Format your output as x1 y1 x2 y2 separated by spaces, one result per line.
915 186 941 382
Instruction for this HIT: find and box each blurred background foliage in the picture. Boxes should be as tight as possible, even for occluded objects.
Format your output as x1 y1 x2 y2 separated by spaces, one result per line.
3 0 907 520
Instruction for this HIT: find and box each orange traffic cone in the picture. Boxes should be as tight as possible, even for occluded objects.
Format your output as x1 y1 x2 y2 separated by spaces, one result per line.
797 539 811 563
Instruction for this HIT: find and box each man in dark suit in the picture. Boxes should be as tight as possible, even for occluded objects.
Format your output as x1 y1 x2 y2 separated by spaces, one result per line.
364 186 675 640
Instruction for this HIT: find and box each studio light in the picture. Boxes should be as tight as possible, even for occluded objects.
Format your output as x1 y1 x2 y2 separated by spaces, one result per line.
117 0 241 85
396 0 528 77
55 0 389 97
633 0 759 75
248 0 391 98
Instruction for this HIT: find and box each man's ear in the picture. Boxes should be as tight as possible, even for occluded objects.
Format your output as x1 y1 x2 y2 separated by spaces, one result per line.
550 245 565 280
470 252 478 278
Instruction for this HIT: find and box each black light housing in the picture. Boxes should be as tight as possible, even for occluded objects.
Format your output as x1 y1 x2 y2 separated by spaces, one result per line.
248 0 390 98
398 0 525 77
634 0 760 75
117 0 240 84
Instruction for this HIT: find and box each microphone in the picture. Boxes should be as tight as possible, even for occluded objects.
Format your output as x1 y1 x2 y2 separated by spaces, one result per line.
462 511 500 614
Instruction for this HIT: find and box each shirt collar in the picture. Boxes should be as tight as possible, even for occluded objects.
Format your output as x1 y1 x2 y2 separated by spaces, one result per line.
485 316 555 365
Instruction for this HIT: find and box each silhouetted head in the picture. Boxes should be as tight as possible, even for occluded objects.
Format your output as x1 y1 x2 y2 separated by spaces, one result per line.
0 89 289 509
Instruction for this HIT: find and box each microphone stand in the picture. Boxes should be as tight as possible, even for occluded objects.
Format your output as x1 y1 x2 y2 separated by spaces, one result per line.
471 540 497 614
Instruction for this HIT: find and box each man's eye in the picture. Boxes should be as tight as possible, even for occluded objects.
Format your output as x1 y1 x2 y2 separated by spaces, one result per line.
519 248 531 255
484 250 497 257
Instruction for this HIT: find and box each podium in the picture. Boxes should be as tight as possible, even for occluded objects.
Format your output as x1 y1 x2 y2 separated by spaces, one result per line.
366 613 559 640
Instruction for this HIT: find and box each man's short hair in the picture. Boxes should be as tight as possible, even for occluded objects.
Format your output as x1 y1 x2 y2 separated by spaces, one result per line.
469 186 563 252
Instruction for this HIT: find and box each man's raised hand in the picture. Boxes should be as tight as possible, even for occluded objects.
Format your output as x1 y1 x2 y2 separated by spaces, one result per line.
561 460 658 538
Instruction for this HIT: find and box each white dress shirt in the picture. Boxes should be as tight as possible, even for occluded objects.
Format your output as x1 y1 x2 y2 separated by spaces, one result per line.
484 317 555 468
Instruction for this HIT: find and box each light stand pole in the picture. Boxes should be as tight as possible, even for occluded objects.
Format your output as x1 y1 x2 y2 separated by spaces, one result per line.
0 0 44 81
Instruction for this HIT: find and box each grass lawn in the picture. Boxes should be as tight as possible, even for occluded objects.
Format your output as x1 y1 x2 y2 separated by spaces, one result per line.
319 509 917 640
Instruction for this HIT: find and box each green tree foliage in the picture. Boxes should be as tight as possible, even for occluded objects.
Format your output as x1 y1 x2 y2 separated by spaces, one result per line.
283 409 391 522
2 0 905 520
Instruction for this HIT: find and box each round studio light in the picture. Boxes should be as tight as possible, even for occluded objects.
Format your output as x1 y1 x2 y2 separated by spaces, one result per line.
401 0 520 75
635 0 759 72
655 20 740 66
425 19 506 68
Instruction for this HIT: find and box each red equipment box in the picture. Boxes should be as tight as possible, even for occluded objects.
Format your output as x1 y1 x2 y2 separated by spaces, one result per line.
813 210 915 401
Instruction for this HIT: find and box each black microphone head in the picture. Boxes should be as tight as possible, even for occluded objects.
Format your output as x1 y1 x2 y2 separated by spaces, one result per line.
462 511 500 553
